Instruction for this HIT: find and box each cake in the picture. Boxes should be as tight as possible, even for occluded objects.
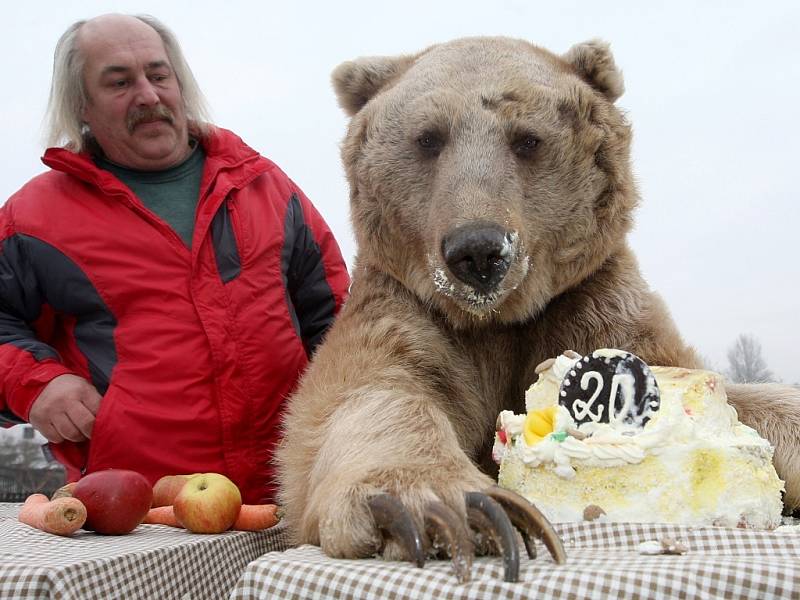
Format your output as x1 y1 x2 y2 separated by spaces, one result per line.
494 349 784 529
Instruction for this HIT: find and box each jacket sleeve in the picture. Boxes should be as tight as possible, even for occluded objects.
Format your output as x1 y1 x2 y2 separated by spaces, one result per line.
0 212 73 422
282 185 350 357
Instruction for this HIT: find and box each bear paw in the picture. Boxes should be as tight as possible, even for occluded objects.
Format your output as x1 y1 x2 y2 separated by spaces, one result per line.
366 486 565 583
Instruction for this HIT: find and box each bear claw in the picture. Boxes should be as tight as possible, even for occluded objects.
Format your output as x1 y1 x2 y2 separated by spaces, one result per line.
465 491 522 581
423 501 473 583
367 487 566 583
484 486 567 566
367 494 425 567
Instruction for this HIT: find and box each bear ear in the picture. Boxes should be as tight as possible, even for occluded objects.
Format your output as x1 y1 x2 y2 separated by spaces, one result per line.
332 54 415 116
562 40 625 103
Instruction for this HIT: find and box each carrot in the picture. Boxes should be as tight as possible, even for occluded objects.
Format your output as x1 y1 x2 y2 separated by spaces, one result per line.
143 504 279 531
143 505 182 528
51 482 78 500
18 493 87 536
232 504 280 531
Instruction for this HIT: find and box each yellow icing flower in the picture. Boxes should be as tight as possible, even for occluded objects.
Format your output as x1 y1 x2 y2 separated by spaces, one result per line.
523 405 558 446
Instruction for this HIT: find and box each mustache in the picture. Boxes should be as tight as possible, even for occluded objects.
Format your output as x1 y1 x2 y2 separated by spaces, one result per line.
126 106 175 133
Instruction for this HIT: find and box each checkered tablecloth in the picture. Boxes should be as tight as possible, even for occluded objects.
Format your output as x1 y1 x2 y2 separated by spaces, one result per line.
0 502 290 600
230 521 800 600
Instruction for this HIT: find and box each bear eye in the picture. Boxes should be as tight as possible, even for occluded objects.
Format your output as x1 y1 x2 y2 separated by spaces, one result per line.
416 130 445 157
512 133 540 159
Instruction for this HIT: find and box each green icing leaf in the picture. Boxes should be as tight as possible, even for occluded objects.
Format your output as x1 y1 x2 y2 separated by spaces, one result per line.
550 431 568 442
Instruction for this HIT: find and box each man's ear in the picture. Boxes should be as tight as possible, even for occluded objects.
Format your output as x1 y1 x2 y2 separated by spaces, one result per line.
80 95 91 124
562 40 625 103
331 54 415 116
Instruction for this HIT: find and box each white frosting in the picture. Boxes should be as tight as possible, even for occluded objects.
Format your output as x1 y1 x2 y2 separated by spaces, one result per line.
592 348 628 359
637 541 665 555
512 352 773 474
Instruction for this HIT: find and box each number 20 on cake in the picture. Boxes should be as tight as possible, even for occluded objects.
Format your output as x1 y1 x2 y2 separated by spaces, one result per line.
494 349 784 528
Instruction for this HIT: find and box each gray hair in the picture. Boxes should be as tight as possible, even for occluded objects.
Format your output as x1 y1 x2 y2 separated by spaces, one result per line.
44 14 212 151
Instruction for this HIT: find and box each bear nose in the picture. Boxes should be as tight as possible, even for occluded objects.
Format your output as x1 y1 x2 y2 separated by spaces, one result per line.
441 222 512 293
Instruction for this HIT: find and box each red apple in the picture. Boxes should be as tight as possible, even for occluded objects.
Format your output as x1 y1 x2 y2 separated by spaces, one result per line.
73 469 153 534
173 473 242 533
152 474 192 507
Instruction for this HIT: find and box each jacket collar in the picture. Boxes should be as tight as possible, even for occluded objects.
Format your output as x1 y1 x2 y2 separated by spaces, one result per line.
41 126 271 194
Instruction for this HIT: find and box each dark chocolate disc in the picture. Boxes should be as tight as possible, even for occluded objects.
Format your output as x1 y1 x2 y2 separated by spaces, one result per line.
558 350 660 428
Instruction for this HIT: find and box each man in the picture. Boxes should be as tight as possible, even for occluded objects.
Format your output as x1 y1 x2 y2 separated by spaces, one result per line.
0 14 349 504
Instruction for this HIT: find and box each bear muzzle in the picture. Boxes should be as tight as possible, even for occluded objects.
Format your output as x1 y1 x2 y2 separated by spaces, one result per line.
441 222 513 295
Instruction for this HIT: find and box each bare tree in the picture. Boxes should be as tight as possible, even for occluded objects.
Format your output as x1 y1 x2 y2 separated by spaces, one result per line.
698 353 720 374
726 334 777 383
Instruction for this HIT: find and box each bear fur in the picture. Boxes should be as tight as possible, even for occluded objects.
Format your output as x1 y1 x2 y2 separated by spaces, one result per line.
276 37 800 558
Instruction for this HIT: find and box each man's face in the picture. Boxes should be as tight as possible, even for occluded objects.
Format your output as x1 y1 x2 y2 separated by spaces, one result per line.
79 16 190 170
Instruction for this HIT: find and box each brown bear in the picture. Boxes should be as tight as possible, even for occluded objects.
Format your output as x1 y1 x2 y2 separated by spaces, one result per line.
277 36 800 566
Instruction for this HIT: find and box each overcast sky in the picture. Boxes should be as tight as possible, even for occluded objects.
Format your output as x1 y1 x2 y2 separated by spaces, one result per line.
3 1 798 383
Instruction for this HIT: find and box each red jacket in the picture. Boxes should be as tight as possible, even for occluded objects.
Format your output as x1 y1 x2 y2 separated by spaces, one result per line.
0 128 349 503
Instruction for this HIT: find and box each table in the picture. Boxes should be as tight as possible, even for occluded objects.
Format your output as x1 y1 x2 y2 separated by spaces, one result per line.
0 502 289 600
230 521 800 600
5 500 800 600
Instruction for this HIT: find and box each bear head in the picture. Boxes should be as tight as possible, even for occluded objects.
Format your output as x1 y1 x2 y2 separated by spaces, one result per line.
334 37 636 328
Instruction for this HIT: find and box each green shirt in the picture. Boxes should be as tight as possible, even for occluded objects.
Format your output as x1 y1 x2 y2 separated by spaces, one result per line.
95 142 205 247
